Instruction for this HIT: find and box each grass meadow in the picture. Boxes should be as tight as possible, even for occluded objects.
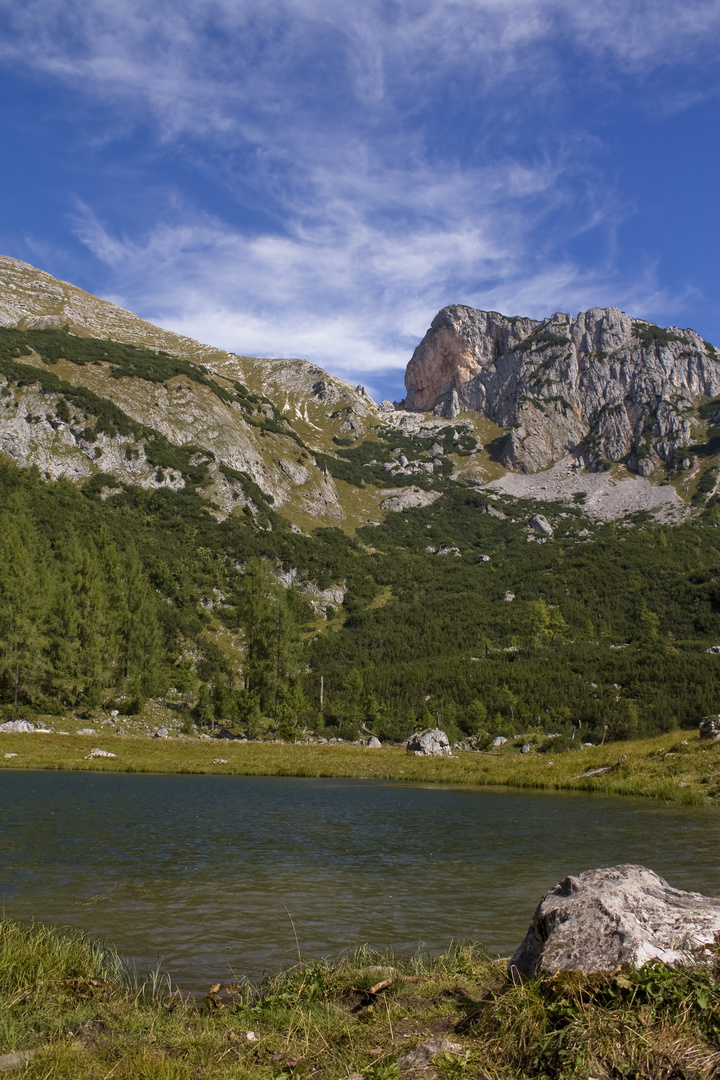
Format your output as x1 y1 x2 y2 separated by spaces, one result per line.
1 729 718 806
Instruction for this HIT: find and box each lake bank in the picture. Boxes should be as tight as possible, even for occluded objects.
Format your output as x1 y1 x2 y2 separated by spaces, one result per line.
2 916 719 1080
0 728 718 805
2 773 718 988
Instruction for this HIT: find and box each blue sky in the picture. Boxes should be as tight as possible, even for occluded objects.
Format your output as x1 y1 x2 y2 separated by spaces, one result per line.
0 0 718 403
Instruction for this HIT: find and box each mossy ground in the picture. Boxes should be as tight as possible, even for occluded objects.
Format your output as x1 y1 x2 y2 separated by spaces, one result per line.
1 729 718 806
3 917 720 1079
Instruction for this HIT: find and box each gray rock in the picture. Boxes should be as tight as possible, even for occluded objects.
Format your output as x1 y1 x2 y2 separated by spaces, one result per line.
429 442 444 457
492 736 507 747
406 727 452 756
0 719 34 733
404 304 719 474
364 736 382 748
529 514 553 537
0 1050 35 1073
521 742 532 754
477 554 491 562
705 646 720 655
77 727 96 735
380 486 442 513
153 726 170 739
699 715 720 740
397 1038 462 1071
509 864 720 980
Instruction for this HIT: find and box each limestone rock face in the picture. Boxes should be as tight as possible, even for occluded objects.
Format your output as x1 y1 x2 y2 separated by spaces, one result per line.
404 305 720 474
509 864 720 979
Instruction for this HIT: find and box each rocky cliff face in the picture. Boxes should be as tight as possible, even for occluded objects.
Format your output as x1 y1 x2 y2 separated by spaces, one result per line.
0 255 388 525
404 304 720 474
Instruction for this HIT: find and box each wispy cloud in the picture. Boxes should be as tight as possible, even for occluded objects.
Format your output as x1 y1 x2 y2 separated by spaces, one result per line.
2 0 718 397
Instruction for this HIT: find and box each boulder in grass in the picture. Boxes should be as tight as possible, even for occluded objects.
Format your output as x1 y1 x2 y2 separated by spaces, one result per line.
0 719 34 733
509 864 720 980
699 715 720 740
406 728 451 756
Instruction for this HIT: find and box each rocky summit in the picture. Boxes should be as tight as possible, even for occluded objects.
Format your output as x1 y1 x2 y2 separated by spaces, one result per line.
404 304 720 475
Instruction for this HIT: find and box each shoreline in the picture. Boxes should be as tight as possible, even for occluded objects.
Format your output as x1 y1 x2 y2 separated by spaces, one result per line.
2 915 719 1079
1 729 718 806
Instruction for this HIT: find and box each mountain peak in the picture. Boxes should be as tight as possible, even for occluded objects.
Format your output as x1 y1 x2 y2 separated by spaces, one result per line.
403 303 719 474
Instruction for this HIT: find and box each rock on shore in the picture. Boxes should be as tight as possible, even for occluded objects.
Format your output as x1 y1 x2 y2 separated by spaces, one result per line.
509 864 720 979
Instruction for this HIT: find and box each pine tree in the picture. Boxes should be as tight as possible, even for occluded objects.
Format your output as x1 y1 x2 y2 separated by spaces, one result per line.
0 508 49 705
114 544 163 701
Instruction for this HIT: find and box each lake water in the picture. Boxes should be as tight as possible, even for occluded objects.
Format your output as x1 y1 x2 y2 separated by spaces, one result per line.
1 771 718 989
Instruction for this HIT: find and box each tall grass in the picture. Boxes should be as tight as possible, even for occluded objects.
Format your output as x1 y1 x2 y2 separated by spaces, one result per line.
2 917 720 1079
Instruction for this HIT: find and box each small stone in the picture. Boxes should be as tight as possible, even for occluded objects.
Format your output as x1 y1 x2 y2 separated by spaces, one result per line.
492 736 507 747
521 742 532 754
398 1038 462 1071
213 758 228 764
4 753 18 759
77 728 96 736
85 748 116 759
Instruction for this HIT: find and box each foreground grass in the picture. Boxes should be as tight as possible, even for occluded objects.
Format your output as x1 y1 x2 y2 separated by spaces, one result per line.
1 729 719 806
2 917 720 1080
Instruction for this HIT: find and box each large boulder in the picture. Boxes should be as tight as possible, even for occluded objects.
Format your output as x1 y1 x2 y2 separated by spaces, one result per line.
0 719 34 733
509 864 720 980
406 728 452 757
699 715 720 740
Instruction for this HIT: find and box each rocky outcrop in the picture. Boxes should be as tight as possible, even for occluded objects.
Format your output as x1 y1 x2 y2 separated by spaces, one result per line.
509 864 720 979
406 728 451 756
380 486 442 512
404 305 720 474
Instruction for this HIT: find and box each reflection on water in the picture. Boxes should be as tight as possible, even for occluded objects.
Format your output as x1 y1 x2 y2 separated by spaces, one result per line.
0 771 717 988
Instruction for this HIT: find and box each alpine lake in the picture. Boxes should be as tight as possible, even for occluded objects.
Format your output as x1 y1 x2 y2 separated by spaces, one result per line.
1 771 718 990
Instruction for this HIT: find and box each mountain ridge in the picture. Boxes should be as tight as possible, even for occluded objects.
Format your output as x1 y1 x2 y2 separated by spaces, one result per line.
1 255 719 526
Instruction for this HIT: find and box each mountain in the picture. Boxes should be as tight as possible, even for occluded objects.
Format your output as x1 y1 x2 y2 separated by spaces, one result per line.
2 255 720 747
404 304 720 476
3 256 720 527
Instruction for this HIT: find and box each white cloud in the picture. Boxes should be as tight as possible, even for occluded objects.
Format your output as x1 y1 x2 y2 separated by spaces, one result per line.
68 144 677 402
0 0 717 140
3 0 717 396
